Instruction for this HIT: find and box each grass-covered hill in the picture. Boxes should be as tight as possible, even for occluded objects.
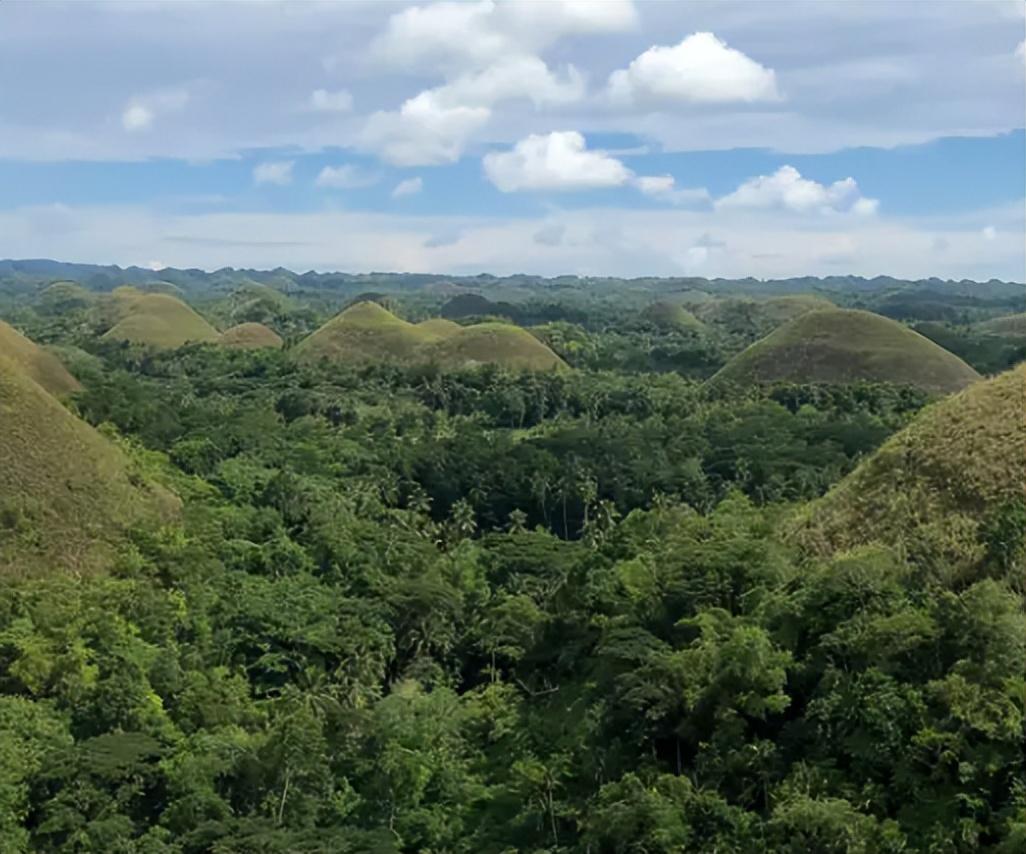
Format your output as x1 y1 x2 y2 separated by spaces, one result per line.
697 294 835 332
293 300 440 364
0 354 179 573
295 302 565 371
708 308 980 393
100 289 220 349
975 313 1026 339
423 322 567 371
791 364 1025 572
0 319 81 396
219 322 284 350
639 301 706 332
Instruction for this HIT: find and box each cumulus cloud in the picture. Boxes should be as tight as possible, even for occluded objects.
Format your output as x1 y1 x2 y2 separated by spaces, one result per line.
484 131 633 192
121 88 189 132
362 91 490 166
392 176 424 198
371 0 637 73
314 164 379 189
253 160 294 186
433 55 585 109
716 165 878 215
608 32 779 105
309 88 353 112
634 174 711 206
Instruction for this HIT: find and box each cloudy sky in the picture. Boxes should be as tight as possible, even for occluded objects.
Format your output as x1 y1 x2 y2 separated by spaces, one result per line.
1 0 1023 279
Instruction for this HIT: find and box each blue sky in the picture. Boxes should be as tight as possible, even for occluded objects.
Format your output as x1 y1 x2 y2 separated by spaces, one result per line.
0 1 1023 279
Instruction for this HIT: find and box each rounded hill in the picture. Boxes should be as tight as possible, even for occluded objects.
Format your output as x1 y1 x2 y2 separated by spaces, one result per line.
639 301 706 332
416 318 462 337
293 301 439 365
708 308 980 393
423 323 567 371
0 354 179 573
101 291 219 349
0 320 81 396
219 322 284 350
791 364 1025 569
975 313 1026 339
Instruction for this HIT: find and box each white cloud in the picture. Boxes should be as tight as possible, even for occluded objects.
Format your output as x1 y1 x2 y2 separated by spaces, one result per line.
635 174 711 206
362 91 490 166
309 88 353 112
121 88 189 132
314 164 379 189
982 225 997 240
371 0 637 73
432 56 585 108
145 259 165 271
1017 40 1025 64
608 32 779 105
716 165 878 215
253 160 294 186
484 131 633 192
392 176 423 198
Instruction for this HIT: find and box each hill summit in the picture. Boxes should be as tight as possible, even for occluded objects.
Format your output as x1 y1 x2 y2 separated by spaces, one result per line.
709 308 980 393
219 322 284 350
101 289 219 349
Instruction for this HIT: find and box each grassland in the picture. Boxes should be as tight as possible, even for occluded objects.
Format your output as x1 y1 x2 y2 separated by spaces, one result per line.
975 313 1026 338
295 302 565 370
0 354 179 573
791 364 1025 572
0 320 81 396
219 322 284 350
100 290 220 349
639 301 707 332
708 308 980 393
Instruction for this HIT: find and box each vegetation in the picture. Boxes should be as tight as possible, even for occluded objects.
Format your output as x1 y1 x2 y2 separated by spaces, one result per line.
423 322 567 371
710 308 981 392
639 301 707 332
100 290 220 349
976 312 1026 339
0 320 80 396
0 264 1023 852
219 322 284 350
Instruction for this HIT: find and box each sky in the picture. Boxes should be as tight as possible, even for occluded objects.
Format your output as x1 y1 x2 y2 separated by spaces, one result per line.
0 0 1023 280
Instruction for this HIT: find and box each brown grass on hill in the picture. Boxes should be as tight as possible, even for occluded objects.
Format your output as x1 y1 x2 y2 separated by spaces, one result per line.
219 322 284 350
0 320 81 396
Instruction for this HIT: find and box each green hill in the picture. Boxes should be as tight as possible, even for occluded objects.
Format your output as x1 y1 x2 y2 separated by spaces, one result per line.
708 308 980 393
0 354 179 573
293 301 440 365
38 281 95 313
975 313 1026 339
639 301 706 332
424 322 567 371
791 364 1024 571
219 322 284 350
416 318 462 338
101 291 219 349
0 320 81 396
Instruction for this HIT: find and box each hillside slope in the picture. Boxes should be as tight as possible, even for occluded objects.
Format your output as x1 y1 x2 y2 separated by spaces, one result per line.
424 322 567 371
0 355 179 573
791 364 1025 569
0 320 81 396
101 290 219 349
709 309 980 393
976 313 1026 339
219 322 284 350
293 301 439 364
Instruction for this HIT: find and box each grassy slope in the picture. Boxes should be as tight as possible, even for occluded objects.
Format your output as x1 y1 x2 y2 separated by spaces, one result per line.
791 364 1025 568
0 355 179 573
101 292 220 349
219 322 284 350
0 320 81 396
424 322 568 371
709 308 980 393
416 318 463 338
293 301 441 364
640 302 706 332
976 313 1026 338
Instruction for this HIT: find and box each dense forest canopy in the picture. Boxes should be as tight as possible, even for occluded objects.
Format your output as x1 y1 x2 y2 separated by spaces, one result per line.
0 260 1023 853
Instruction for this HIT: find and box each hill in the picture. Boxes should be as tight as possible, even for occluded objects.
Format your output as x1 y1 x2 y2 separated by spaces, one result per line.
293 301 439 365
101 291 219 349
708 309 980 393
975 313 1026 339
424 322 567 371
791 364 1025 571
219 322 284 350
0 354 179 573
416 318 462 337
0 320 81 396
639 301 706 332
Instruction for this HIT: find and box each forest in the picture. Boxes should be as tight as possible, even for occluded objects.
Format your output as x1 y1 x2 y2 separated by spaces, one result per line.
0 265 1023 853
